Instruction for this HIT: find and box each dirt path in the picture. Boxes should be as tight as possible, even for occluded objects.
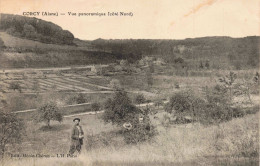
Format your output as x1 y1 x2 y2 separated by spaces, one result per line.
11 100 167 117
0 65 109 73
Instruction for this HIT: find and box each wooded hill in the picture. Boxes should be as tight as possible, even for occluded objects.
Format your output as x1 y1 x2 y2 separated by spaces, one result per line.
0 13 74 45
92 36 259 69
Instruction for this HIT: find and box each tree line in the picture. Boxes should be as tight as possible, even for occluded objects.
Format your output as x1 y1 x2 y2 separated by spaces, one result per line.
0 13 74 45
92 36 259 69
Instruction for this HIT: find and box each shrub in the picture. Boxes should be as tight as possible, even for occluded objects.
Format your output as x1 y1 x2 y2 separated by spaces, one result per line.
8 82 22 93
109 79 123 91
103 90 141 126
205 60 210 69
134 93 146 105
165 90 204 117
198 102 233 125
0 111 24 158
102 90 156 144
154 99 164 109
204 85 229 105
66 93 87 104
174 81 180 89
165 88 236 125
231 107 245 118
174 57 184 64
91 102 101 113
76 93 87 104
146 71 153 87
218 71 237 102
123 120 157 144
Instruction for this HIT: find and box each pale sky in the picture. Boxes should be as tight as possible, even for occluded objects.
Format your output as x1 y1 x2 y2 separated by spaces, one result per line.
0 0 259 40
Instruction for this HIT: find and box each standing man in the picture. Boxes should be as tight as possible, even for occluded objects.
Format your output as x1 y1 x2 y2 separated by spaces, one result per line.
69 118 84 155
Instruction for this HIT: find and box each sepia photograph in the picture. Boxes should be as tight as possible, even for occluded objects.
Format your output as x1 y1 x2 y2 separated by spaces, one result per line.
0 0 259 165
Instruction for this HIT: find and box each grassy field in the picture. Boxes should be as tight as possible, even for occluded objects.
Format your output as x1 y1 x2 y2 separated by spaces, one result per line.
2 108 259 166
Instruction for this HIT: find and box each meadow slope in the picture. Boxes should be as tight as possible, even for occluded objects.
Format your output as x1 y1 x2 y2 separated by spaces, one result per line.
2 111 259 166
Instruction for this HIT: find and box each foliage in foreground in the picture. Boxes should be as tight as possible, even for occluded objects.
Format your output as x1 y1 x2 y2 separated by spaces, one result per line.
0 111 24 158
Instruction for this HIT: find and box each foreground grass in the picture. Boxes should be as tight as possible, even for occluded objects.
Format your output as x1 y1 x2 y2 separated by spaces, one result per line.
2 111 258 166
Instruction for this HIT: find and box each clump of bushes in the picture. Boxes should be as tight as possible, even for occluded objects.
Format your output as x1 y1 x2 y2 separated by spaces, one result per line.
164 90 205 123
0 111 24 158
8 82 22 93
164 87 234 125
102 90 157 144
134 93 146 105
66 93 87 104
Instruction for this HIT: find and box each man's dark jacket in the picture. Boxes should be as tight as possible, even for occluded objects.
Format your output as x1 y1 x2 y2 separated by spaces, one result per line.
71 125 84 146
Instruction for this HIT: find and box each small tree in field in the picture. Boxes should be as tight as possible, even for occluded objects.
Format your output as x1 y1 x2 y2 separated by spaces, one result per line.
9 82 22 93
102 90 156 144
219 71 237 102
103 90 140 125
76 93 86 104
165 90 205 124
234 73 260 104
135 93 146 106
34 102 63 128
91 102 101 116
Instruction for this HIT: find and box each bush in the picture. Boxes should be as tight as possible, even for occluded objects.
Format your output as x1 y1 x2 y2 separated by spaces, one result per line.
0 111 24 158
165 90 204 117
165 88 236 125
174 57 184 64
154 99 164 109
102 90 140 126
8 82 22 93
109 79 123 91
66 93 87 104
91 102 101 113
134 93 146 105
174 81 180 89
102 90 156 144
123 120 157 144
198 102 233 125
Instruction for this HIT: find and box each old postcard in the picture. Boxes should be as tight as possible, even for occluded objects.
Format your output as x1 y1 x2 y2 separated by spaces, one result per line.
0 0 259 166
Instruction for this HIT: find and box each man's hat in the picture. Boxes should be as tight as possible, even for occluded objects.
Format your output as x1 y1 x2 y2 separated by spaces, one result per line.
73 118 80 122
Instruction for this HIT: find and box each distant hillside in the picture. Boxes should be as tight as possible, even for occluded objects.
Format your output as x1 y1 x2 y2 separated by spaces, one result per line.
0 14 259 69
0 13 74 45
92 36 260 69
0 32 118 69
